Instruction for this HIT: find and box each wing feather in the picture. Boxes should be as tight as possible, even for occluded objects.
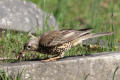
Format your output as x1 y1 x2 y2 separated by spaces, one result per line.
39 28 93 46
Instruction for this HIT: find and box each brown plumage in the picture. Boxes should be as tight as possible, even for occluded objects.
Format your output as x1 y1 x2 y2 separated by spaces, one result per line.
21 28 113 61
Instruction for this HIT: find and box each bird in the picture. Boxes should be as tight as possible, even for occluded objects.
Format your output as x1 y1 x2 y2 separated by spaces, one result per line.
19 28 113 62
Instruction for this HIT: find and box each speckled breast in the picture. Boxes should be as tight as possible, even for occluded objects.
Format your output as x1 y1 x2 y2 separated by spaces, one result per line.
38 42 73 55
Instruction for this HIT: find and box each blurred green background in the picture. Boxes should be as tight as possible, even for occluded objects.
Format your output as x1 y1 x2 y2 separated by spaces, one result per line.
29 0 115 32
29 0 117 43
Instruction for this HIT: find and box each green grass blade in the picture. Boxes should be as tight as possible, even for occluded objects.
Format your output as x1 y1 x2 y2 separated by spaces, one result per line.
83 74 89 80
112 66 119 80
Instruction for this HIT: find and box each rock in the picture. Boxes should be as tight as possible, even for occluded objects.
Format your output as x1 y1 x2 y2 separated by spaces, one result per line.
83 38 109 48
0 0 58 33
0 52 120 80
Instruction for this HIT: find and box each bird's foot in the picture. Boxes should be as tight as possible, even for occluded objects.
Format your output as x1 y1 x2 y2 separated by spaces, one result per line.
41 56 60 62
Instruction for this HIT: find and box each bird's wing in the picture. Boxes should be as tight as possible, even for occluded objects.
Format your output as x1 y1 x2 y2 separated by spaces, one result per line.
39 28 93 46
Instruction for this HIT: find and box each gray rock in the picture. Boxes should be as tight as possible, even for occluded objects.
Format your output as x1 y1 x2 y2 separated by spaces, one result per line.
83 38 109 48
0 0 58 33
0 52 120 80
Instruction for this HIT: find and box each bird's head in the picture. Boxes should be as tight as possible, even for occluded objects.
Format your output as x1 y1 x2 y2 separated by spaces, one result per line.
17 37 40 59
24 37 40 51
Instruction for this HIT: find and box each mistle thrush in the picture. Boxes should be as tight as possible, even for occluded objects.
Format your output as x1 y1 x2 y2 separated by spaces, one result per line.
20 28 113 61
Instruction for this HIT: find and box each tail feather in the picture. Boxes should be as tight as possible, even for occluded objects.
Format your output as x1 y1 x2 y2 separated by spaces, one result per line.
72 32 113 46
90 32 113 39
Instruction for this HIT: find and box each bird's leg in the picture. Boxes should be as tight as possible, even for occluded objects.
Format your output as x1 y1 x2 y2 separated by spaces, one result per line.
41 56 61 62
41 52 65 62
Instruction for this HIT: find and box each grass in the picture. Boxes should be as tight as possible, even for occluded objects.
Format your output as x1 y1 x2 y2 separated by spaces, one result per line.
112 66 119 80
82 66 119 80
0 0 118 62
0 70 22 80
83 74 89 80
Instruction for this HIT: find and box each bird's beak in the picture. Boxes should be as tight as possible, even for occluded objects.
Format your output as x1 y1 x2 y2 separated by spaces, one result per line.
18 49 27 59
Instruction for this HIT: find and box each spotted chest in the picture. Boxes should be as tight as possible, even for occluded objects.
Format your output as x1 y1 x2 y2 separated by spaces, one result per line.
38 42 73 55
52 42 73 54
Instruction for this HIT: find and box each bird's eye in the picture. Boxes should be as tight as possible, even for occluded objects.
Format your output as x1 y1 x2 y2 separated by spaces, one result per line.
27 45 31 49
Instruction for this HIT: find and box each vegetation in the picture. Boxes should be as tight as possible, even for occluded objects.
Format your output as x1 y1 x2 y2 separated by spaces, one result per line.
0 70 22 80
0 0 117 62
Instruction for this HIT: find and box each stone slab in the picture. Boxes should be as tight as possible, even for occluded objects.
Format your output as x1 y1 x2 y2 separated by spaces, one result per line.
0 0 58 33
0 52 120 80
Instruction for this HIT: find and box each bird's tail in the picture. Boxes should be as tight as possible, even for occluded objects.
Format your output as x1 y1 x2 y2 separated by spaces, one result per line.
72 32 113 46
87 32 113 39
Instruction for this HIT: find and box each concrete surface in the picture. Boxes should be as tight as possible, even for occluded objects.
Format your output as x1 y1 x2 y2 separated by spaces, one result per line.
0 52 120 80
